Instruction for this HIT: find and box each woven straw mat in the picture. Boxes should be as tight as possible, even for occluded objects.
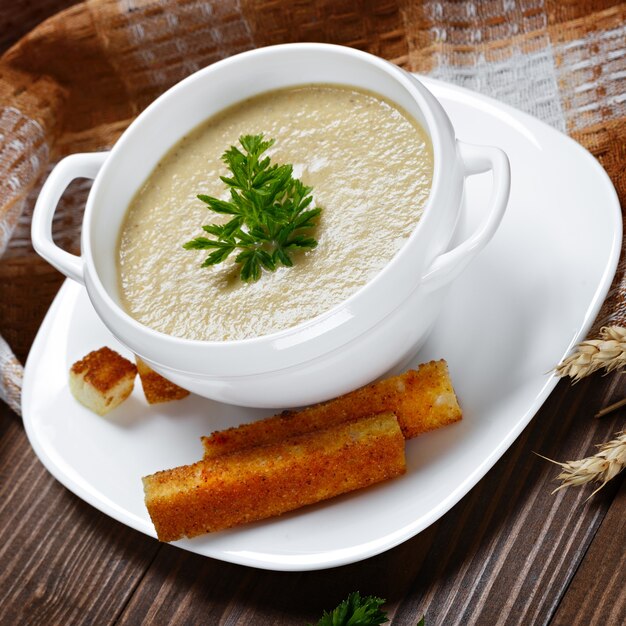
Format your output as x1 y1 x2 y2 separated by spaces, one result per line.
0 0 624 414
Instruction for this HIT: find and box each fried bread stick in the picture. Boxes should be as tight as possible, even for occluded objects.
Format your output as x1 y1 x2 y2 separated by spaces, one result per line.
202 359 461 459
143 412 405 541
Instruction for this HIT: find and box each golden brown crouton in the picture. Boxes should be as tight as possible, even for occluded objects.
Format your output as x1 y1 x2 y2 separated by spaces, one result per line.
69 347 137 416
143 412 405 541
135 357 189 404
202 360 461 458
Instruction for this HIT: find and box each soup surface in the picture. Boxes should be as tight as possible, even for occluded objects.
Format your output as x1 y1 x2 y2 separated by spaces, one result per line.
118 85 433 341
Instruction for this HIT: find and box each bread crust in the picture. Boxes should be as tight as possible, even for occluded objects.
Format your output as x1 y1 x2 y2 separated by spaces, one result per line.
143 413 405 541
135 357 189 404
71 347 136 393
202 359 461 458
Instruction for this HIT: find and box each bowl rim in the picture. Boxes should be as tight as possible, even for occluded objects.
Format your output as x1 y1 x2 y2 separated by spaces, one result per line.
82 42 457 374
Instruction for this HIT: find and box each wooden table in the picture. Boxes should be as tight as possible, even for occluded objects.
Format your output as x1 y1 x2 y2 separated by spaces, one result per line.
1 2 625 624
3 365 624 625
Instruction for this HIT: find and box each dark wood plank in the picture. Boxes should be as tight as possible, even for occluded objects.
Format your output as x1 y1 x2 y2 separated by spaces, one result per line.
0 406 160 626
114 373 624 625
116 520 439 625
391 374 624 626
551 469 626 625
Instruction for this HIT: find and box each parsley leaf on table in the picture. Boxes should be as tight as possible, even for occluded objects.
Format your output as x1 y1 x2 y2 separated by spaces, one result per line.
184 134 322 282
314 592 388 626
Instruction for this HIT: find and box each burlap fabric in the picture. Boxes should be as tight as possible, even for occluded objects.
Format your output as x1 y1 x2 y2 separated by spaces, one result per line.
0 0 624 414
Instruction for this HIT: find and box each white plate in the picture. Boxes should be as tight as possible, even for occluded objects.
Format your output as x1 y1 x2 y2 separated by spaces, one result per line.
22 76 622 571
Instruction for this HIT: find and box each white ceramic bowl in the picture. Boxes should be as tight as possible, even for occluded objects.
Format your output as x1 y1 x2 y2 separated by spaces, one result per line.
32 43 510 408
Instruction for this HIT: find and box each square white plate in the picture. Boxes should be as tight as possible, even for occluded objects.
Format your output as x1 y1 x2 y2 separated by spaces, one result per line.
22 76 622 571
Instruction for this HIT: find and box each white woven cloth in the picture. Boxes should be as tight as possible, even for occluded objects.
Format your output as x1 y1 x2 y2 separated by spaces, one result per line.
1 0 624 414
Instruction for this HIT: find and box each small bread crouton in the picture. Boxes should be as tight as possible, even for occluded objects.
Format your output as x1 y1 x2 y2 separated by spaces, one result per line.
143 412 405 541
202 360 462 458
69 347 137 416
135 357 189 404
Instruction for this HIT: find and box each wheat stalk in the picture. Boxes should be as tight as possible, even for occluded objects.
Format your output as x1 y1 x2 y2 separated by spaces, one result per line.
542 432 626 497
555 325 626 382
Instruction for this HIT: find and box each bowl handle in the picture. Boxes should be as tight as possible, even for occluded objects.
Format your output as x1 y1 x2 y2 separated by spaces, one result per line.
421 140 510 291
31 152 108 285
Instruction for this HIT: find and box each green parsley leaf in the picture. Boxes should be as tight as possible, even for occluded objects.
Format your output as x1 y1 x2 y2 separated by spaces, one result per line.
314 592 388 626
183 133 322 282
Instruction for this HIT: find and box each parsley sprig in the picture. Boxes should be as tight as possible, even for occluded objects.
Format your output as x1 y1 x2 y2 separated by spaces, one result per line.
314 592 387 626
313 592 424 626
183 134 322 282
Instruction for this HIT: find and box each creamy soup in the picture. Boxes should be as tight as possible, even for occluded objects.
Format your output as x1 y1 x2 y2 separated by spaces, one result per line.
118 85 433 341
